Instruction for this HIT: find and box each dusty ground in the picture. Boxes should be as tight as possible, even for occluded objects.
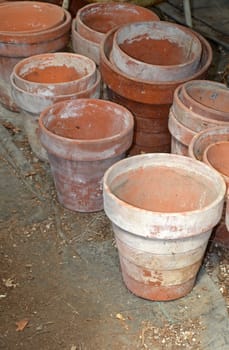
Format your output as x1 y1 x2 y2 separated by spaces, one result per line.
0 7 229 349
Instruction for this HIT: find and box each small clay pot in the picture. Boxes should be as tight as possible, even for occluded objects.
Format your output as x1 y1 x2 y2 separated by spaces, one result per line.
111 21 202 82
181 80 229 120
72 2 159 65
0 1 71 111
103 153 226 300
12 53 97 96
39 99 134 212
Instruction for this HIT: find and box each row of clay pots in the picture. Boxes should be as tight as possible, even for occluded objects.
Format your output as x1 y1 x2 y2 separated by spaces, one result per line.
100 24 212 154
169 80 229 155
11 53 101 161
71 2 159 65
0 1 71 111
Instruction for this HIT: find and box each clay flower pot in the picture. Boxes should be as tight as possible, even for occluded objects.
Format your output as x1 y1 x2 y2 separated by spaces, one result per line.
181 80 229 120
100 26 212 154
110 21 202 81
39 99 134 212
11 53 101 161
189 126 229 246
72 2 159 65
0 1 71 111
103 153 225 301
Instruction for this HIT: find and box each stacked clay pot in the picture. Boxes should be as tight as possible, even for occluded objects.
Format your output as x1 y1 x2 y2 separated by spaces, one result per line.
169 80 229 155
11 53 101 161
100 21 212 155
189 126 229 247
71 2 159 65
0 1 71 111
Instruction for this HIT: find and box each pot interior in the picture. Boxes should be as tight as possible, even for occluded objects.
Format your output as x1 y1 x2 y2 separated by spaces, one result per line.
44 100 131 140
205 141 229 178
111 165 217 212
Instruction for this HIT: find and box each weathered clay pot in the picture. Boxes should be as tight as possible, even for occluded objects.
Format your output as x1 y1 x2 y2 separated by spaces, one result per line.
72 2 159 65
181 80 229 120
189 127 229 246
203 142 229 185
111 21 202 81
12 53 97 95
103 153 225 301
100 26 212 154
39 99 134 212
172 85 229 133
11 58 101 161
168 110 196 156
0 1 71 111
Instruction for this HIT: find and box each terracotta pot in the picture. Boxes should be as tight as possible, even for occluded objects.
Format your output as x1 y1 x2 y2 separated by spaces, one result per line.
181 80 229 120
172 85 229 133
12 53 97 95
100 27 212 154
11 61 101 161
168 110 196 156
189 126 229 246
111 21 202 82
203 142 229 185
0 1 71 111
128 144 171 156
39 99 134 212
72 2 159 65
103 153 225 301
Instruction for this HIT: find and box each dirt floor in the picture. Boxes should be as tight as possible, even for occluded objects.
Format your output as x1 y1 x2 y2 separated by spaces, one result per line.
1 5 229 350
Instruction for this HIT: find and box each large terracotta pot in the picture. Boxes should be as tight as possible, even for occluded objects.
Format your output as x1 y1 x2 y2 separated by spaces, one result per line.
103 153 225 301
0 1 71 111
100 25 212 154
39 99 134 212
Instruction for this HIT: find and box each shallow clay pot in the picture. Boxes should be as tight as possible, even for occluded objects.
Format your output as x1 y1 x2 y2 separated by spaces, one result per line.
100 26 212 154
103 153 225 301
12 53 97 95
11 53 101 161
168 110 196 156
181 80 229 120
172 85 229 133
72 2 159 65
39 99 134 212
189 127 229 246
0 1 71 111
203 142 229 185
111 21 202 82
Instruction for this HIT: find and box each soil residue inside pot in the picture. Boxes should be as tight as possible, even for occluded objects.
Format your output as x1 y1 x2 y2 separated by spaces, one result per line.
23 65 83 84
46 106 125 140
111 166 216 212
205 142 229 177
120 36 192 65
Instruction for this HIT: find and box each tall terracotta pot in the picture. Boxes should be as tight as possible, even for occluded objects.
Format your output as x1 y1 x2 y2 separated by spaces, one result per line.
0 1 71 111
103 153 225 301
100 24 212 154
39 99 134 212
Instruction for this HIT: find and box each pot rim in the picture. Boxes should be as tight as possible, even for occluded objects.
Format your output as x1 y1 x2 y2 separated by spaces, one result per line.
39 98 134 146
188 126 229 160
203 141 229 184
168 109 196 146
0 7 71 43
103 153 226 238
181 80 229 117
75 2 159 42
12 52 97 89
112 21 202 72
